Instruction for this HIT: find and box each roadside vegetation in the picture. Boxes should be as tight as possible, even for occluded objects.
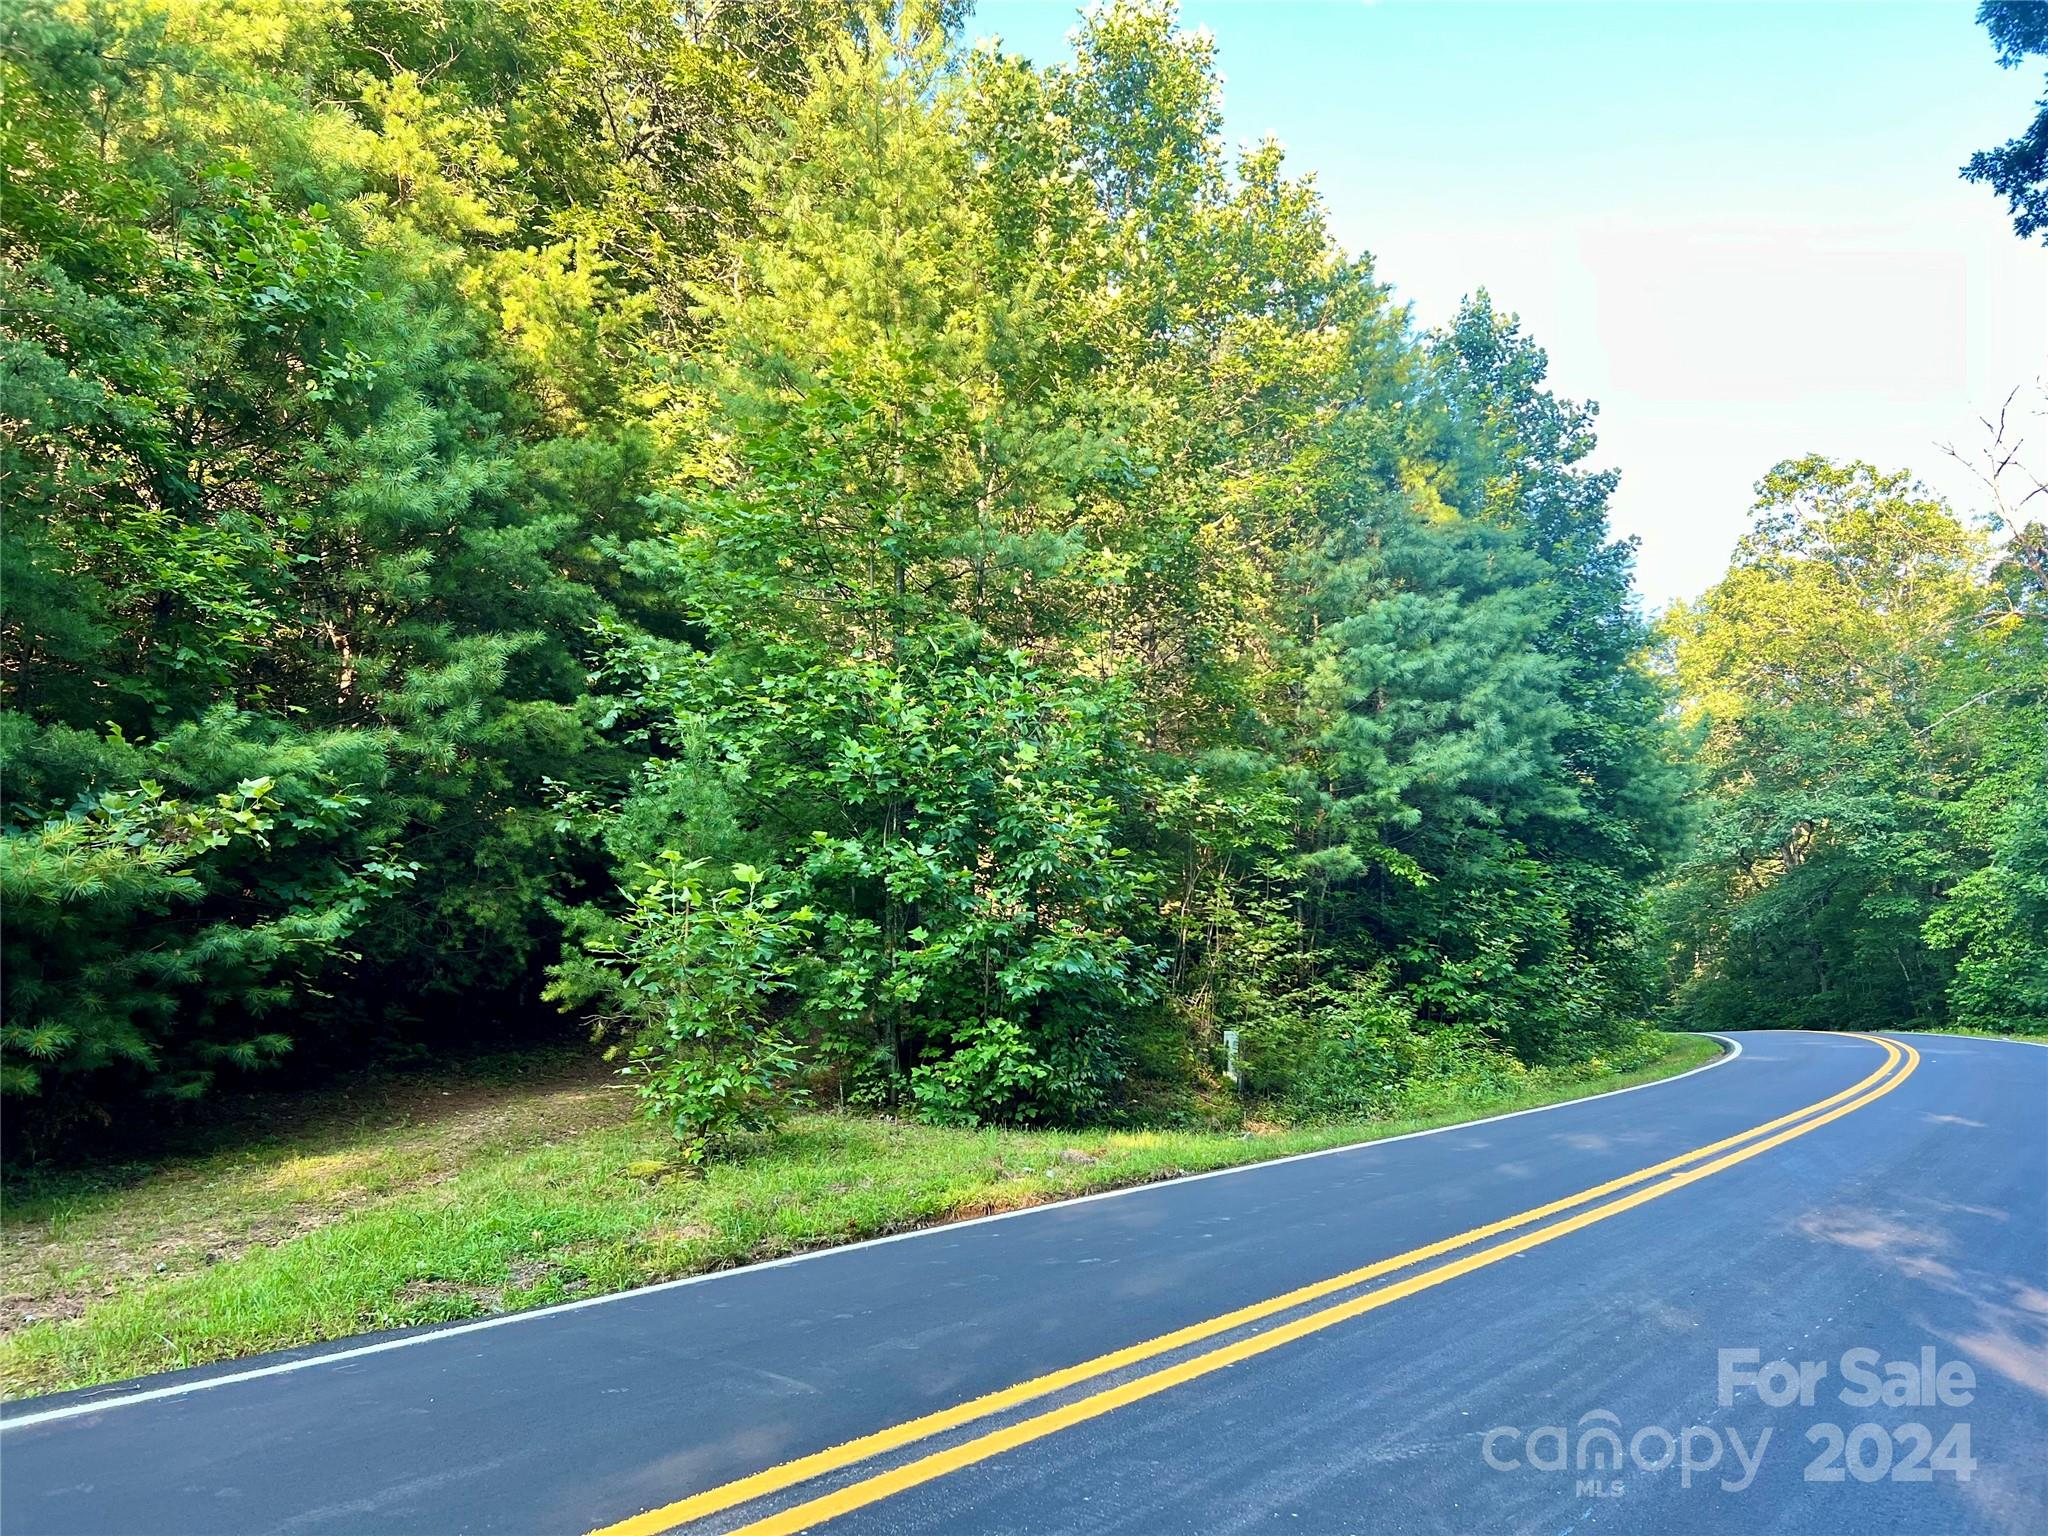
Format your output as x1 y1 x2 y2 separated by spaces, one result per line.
0 0 2039 1400
5 0 1701 1157
1656 459 2047 1038
1906 1026 2048 1043
0 1033 1716 1398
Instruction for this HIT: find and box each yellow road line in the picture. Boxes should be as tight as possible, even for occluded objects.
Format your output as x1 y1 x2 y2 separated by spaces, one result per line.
590 1035 1906 1536
723 1039 1919 1536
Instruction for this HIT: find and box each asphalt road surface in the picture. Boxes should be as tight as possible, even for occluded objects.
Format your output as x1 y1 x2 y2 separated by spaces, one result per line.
4 1030 2043 1536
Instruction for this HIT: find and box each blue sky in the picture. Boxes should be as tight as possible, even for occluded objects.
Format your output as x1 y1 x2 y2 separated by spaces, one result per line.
966 1 2047 609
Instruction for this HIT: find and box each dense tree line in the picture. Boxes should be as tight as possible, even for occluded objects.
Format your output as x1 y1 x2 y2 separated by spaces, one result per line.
1671 0 2048 1038
2 0 1679 1147
1656 454 2047 1036
3 0 887 1139
6 1 2031 1154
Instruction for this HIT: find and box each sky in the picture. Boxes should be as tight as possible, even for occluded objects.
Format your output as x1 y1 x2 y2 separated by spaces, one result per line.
966 0 2047 611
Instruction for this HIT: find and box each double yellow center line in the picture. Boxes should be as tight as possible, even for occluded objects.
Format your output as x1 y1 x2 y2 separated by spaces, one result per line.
591 1034 1918 1536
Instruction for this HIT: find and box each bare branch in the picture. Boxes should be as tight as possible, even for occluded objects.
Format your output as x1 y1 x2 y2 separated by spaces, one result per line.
1939 378 2048 525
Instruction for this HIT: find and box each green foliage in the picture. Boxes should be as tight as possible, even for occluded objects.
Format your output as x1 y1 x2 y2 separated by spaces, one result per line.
1963 1 2048 243
1658 457 2047 1035
578 639 1157 1127
0 713 394 1128
575 857 809 1158
0 0 853 1135
1290 295 1679 1064
545 6 1686 1130
6 0 1699 1147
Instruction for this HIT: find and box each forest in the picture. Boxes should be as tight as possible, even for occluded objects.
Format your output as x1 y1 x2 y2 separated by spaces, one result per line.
3 0 2043 1161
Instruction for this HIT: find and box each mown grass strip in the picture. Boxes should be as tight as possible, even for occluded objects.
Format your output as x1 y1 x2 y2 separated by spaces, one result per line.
1 1033 1718 1399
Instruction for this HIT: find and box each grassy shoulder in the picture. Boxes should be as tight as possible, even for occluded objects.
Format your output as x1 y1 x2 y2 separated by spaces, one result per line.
1896 1026 2048 1043
1 1032 1720 1399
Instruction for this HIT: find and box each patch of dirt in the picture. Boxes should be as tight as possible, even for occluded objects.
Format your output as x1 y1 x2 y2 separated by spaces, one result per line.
1 1055 633 1336
396 1258 559 1314
651 1223 714 1244
1 1208 346 1331
395 1278 499 1308
502 1260 556 1291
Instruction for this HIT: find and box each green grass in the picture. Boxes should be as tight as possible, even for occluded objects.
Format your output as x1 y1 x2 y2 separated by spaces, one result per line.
1893 1025 2048 1043
0 1032 1719 1399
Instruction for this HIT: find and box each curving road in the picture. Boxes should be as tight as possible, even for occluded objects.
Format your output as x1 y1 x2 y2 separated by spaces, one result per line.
3 1031 2044 1535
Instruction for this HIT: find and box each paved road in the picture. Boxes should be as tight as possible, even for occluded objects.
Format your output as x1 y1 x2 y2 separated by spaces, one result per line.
4 1031 2043 1536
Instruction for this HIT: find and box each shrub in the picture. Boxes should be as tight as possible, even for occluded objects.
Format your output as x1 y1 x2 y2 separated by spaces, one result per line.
563 855 809 1159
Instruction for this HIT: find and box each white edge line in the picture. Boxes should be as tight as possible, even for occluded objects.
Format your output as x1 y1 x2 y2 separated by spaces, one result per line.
1 1032 1746 1432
